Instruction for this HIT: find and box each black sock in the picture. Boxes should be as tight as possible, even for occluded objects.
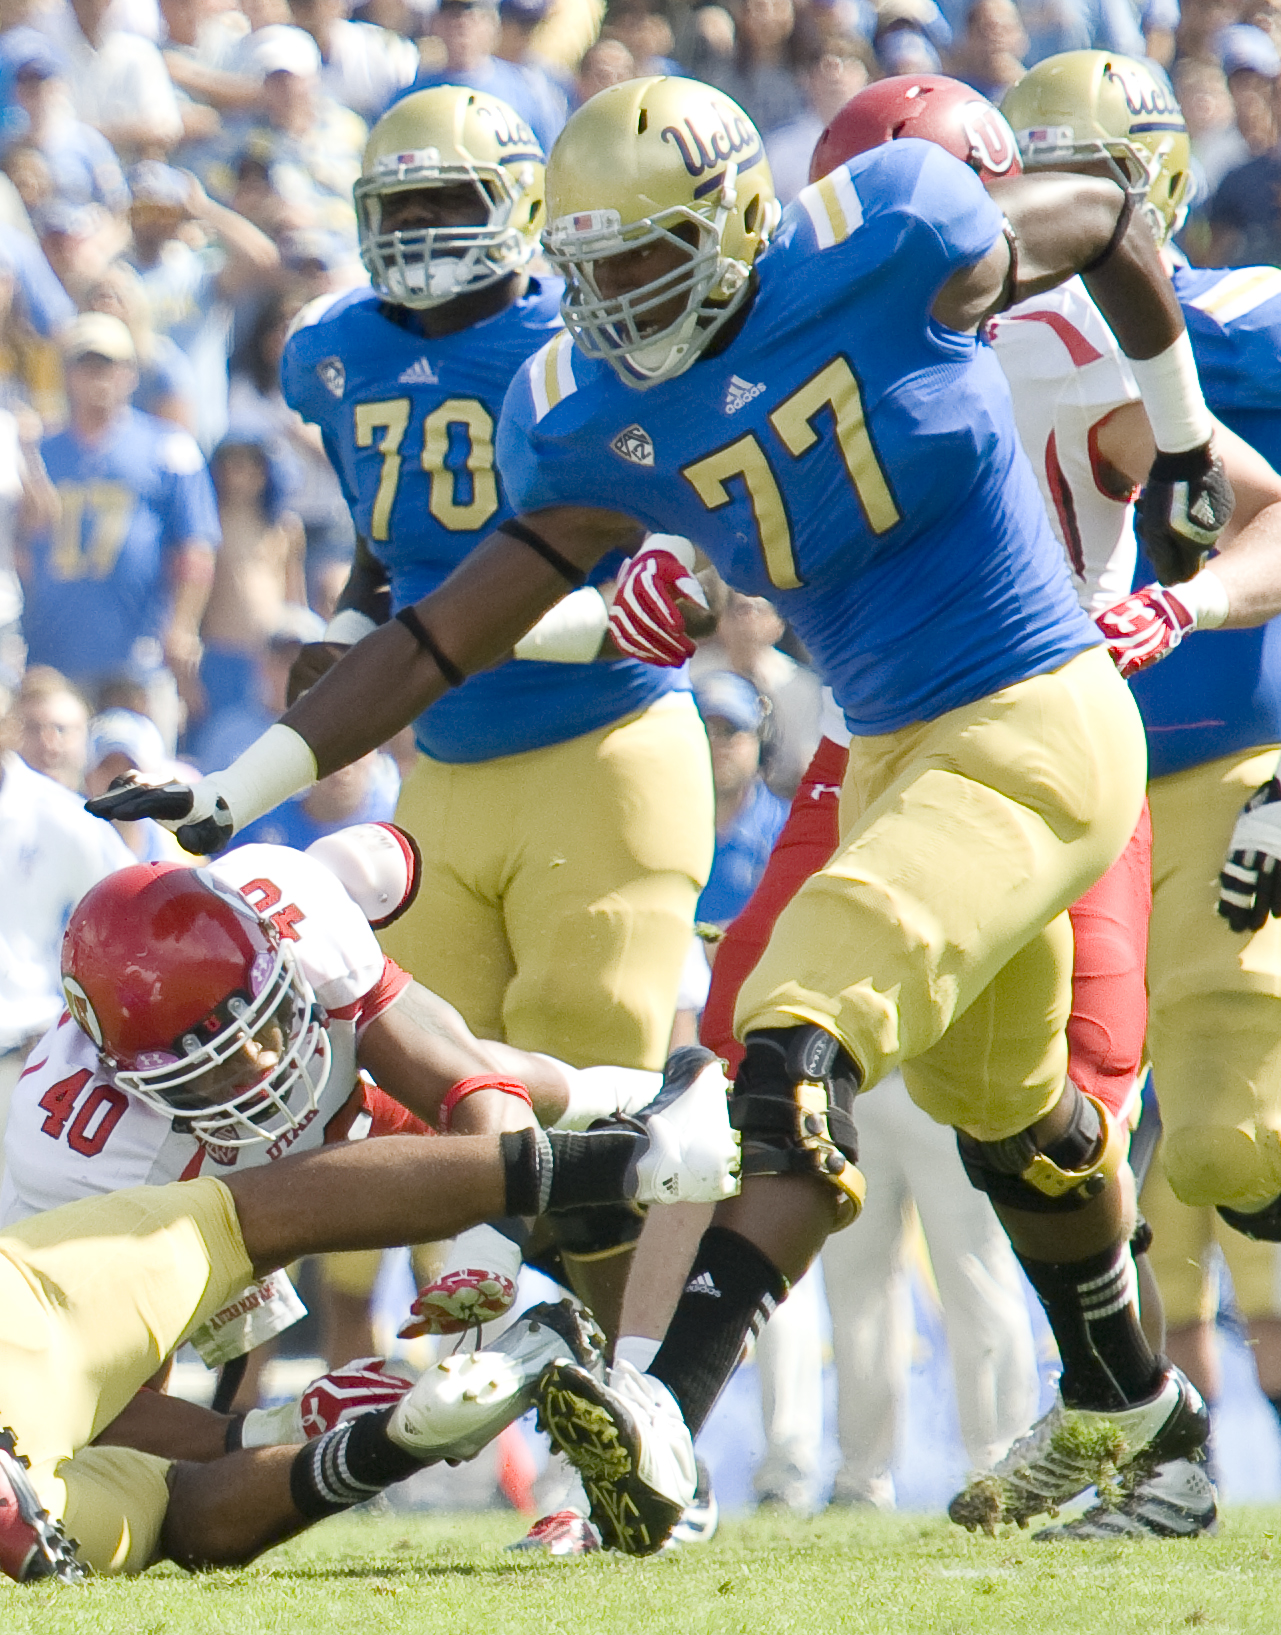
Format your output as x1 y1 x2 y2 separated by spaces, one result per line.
1018 1241 1162 1410
289 1407 425 1521
649 1227 789 1436
501 1127 643 1215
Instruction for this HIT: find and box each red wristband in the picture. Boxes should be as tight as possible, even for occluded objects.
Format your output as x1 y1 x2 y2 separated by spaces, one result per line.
439 1076 533 1132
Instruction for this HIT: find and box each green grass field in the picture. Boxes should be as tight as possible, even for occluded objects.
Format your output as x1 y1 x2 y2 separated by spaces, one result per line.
3 1507 1281 1635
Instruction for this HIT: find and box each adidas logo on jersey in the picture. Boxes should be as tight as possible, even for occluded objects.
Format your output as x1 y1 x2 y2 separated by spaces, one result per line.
316 357 346 399
398 357 439 386
685 1271 721 1298
724 375 766 414
611 424 654 466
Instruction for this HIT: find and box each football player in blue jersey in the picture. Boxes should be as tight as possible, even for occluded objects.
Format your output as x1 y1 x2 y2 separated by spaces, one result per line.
999 52 1281 1532
93 75 1239 1551
273 87 717 1513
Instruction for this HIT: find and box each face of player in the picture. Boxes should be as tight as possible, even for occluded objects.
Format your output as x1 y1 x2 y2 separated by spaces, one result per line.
590 222 701 338
379 183 491 237
188 1003 291 1111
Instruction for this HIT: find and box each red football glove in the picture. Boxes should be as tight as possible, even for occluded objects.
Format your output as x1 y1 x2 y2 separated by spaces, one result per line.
608 537 708 667
298 1358 412 1439
1094 583 1196 680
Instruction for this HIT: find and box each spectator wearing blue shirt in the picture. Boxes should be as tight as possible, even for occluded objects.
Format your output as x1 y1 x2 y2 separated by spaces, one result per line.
2 29 128 218
19 313 220 743
396 0 563 154
694 670 788 929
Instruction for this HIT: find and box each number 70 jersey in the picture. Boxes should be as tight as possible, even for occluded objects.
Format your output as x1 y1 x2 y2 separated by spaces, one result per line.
499 139 1098 737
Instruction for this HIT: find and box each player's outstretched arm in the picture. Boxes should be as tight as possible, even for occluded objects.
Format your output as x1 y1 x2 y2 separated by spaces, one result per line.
85 506 640 852
935 172 1233 586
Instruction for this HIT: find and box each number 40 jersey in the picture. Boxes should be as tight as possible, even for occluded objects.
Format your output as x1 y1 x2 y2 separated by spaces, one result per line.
282 279 679 764
0 845 410 1227
499 139 1099 737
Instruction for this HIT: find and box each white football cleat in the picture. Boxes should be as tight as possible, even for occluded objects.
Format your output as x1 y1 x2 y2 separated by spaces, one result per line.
537 1359 697 1556
0 1429 85 1585
948 1364 1210 1532
389 1300 602 1463
666 1458 719 1548
1032 1458 1217 1541
627 1046 740 1206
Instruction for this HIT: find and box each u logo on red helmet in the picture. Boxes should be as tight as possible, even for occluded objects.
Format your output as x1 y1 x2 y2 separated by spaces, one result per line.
62 976 103 1048
962 103 1018 175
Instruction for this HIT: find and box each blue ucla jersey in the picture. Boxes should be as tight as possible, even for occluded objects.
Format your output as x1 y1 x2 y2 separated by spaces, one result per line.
1128 263 1281 779
499 141 1098 736
23 409 219 686
282 280 679 763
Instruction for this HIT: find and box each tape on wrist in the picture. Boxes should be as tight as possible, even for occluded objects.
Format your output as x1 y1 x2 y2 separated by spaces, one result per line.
1129 332 1214 454
323 609 378 645
1168 567 1229 630
213 724 317 831
513 587 609 663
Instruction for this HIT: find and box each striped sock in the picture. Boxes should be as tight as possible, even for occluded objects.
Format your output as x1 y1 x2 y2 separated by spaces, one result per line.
289 1409 424 1521
1019 1240 1162 1410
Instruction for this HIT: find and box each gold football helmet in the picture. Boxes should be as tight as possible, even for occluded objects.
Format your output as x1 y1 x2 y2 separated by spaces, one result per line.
1001 51 1191 244
543 77 781 388
355 86 546 308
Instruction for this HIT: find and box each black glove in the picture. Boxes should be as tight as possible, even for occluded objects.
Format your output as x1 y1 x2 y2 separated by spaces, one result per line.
1218 776 1281 932
85 775 235 856
1136 444 1234 585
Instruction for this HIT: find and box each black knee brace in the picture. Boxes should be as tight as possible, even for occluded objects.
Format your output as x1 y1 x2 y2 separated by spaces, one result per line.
1217 1196 1281 1241
956 1081 1127 1213
731 1025 866 1229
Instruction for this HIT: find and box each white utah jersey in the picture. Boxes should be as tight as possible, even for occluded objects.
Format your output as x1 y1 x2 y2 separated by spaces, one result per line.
0 845 408 1226
986 278 1142 617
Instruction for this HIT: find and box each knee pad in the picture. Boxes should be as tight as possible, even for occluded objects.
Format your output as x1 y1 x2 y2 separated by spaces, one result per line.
731 1025 866 1229
1217 1196 1281 1242
956 1081 1128 1213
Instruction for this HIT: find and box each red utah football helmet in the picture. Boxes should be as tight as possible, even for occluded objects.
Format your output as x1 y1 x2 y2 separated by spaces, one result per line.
61 863 330 1147
809 74 1022 186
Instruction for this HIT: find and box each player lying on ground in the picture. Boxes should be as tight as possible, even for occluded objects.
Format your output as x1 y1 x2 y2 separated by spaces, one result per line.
0 1031 737 1583
6 825 693 1360
89 75 1232 1552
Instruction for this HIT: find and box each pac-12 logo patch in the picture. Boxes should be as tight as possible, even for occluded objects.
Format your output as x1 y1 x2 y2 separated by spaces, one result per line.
611 424 654 466
62 976 103 1046
317 357 346 399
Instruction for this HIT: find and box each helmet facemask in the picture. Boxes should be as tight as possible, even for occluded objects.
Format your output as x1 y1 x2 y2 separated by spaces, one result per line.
110 941 331 1149
357 156 540 309
546 167 767 388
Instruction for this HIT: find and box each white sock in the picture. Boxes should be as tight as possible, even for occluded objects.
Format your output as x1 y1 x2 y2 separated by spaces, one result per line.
613 1334 662 1373
546 1063 663 1130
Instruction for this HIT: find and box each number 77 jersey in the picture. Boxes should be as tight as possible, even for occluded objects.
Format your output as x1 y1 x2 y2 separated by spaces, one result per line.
499 139 1099 736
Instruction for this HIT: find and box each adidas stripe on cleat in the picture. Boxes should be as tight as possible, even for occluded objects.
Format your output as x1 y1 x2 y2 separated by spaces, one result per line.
1032 1458 1217 1542
0 1429 86 1585
948 1364 1209 1533
536 1360 695 1556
